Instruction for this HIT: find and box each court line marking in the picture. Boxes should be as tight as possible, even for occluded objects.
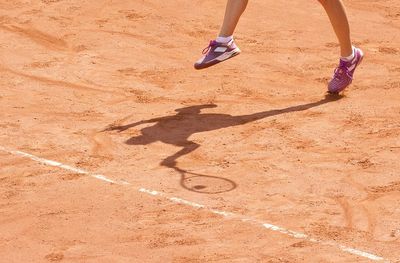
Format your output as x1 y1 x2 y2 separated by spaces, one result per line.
0 145 389 262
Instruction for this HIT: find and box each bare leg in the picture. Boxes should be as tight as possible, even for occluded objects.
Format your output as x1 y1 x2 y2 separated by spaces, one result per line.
219 0 249 37
318 0 353 57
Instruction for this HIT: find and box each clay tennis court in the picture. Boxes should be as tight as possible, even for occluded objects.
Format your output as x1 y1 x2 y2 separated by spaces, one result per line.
1 0 399 262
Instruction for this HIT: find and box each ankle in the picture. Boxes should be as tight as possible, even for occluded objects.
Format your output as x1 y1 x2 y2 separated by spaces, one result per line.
216 35 233 44
341 46 355 61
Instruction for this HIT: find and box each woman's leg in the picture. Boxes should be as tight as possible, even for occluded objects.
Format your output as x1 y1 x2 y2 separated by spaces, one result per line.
219 0 249 37
318 0 364 93
318 0 353 57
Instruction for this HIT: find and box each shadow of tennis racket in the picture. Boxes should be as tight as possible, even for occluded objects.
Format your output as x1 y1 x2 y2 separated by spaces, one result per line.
174 166 237 194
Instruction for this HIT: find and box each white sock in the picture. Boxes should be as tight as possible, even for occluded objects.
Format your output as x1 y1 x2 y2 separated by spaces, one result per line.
216 35 233 44
341 46 355 62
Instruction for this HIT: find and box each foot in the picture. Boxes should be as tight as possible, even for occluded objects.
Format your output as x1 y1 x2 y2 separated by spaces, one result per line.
328 47 364 94
194 39 241 70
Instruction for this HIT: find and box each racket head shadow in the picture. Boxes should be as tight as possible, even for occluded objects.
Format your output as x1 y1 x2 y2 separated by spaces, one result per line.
181 174 236 194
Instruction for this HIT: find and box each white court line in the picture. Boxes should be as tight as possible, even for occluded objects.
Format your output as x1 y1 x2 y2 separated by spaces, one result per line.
0 146 130 185
0 145 390 262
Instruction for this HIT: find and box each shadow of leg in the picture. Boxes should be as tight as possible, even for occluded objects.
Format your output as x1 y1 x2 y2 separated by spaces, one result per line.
160 142 200 168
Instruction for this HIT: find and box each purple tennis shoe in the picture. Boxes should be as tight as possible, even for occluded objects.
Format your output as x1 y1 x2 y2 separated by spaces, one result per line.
194 39 241 70
328 47 364 94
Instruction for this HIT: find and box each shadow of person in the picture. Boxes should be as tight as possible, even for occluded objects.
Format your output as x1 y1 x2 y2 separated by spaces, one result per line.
105 94 342 194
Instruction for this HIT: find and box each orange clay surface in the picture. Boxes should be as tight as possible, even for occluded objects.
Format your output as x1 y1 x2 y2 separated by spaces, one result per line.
1 0 400 262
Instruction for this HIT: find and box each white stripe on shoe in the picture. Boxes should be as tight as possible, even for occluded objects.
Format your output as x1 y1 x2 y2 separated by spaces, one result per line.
214 46 228 53
348 63 357 72
216 48 241 61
